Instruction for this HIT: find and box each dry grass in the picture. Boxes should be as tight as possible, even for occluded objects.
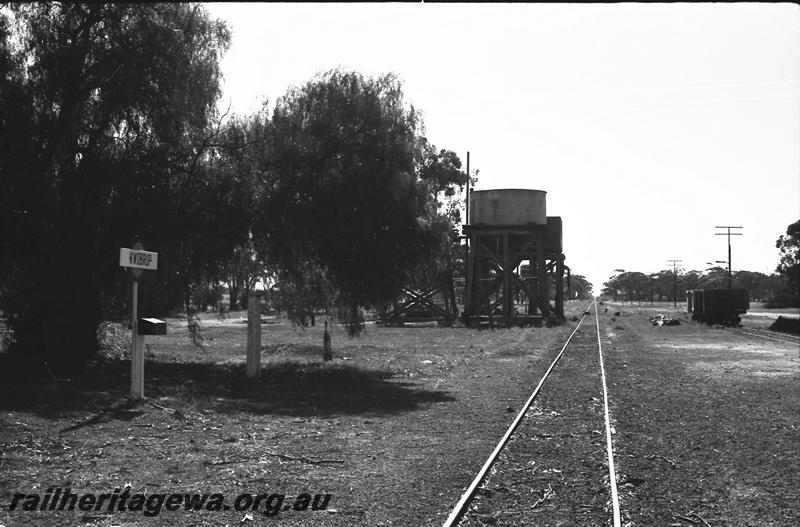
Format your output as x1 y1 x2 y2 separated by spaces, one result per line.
2 301 797 526
0 307 580 526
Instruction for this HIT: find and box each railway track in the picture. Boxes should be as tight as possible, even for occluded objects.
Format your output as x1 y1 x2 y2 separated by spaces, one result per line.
442 299 622 527
739 326 800 346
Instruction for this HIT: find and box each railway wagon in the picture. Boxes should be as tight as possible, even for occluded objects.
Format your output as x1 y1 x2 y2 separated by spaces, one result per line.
687 288 749 324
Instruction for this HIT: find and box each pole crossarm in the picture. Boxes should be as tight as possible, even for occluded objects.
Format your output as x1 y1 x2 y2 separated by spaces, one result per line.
715 226 743 289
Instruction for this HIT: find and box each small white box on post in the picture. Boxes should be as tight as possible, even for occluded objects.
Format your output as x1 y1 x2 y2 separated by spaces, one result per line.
246 293 262 378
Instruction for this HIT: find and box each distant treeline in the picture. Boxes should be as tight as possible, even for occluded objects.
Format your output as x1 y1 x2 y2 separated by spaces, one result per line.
602 268 794 307
603 220 800 308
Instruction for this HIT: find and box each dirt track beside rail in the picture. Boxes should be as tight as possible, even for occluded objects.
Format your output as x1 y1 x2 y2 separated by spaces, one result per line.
1 302 798 526
604 305 799 527
455 303 799 527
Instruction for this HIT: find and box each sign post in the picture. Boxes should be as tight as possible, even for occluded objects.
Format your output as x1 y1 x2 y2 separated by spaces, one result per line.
120 243 158 400
130 275 143 399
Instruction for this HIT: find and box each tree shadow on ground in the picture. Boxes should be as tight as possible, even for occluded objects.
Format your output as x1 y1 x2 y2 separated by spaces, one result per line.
0 355 454 419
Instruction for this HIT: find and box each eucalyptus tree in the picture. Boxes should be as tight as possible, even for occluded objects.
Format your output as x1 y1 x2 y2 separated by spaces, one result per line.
258 69 465 334
602 271 650 303
0 3 237 371
775 220 800 306
568 275 593 300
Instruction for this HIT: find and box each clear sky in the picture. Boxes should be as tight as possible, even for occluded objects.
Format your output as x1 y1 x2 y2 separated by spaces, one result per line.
203 2 800 292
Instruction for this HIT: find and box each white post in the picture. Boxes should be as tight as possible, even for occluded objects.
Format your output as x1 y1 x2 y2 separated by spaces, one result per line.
130 280 144 399
246 293 261 378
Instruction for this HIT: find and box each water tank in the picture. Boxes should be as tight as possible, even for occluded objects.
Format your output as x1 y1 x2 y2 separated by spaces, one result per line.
469 189 547 226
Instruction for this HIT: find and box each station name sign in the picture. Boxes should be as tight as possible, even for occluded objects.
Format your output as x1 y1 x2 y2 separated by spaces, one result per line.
119 247 158 271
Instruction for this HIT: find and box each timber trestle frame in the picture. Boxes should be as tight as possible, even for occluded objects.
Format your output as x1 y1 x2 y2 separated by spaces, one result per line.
379 286 456 326
461 217 565 328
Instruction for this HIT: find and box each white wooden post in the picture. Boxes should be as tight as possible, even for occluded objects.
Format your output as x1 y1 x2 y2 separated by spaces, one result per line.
246 293 261 378
120 242 158 400
130 279 144 399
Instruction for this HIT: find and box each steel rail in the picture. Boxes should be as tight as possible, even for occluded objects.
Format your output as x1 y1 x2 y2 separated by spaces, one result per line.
594 298 622 527
740 328 800 346
441 301 594 527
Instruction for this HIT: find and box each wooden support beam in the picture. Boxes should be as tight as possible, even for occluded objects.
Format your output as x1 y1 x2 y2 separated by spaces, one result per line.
472 274 504 311
489 295 505 312
510 236 539 264
479 238 506 272
465 234 477 313
382 287 454 322
511 273 538 309
537 238 550 316
463 224 565 325
555 256 565 318
402 288 453 319
503 233 513 318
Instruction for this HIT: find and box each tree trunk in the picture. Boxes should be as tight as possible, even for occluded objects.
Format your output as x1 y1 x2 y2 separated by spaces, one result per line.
229 280 240 311
322 321 332 361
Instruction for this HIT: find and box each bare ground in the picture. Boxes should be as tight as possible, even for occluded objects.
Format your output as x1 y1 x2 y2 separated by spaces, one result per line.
1 301 798 526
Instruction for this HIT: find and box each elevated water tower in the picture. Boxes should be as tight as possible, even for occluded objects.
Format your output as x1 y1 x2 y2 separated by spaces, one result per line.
462 189 566 327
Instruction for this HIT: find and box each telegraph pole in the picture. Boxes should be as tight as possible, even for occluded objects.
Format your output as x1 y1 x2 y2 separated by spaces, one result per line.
715 226 742 288
463 152 471 318
666 259 682 307
465 151 470 226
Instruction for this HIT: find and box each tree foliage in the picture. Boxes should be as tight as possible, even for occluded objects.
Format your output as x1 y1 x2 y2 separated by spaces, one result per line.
410 138 469 294
0 3 236 371
269 263 336 328
602 271 652 303
258 69 464 334
602 266 791 305
568 275 594 300
200 110 271 311
775 219 800 306
417 137 467 200
0 6 474 372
